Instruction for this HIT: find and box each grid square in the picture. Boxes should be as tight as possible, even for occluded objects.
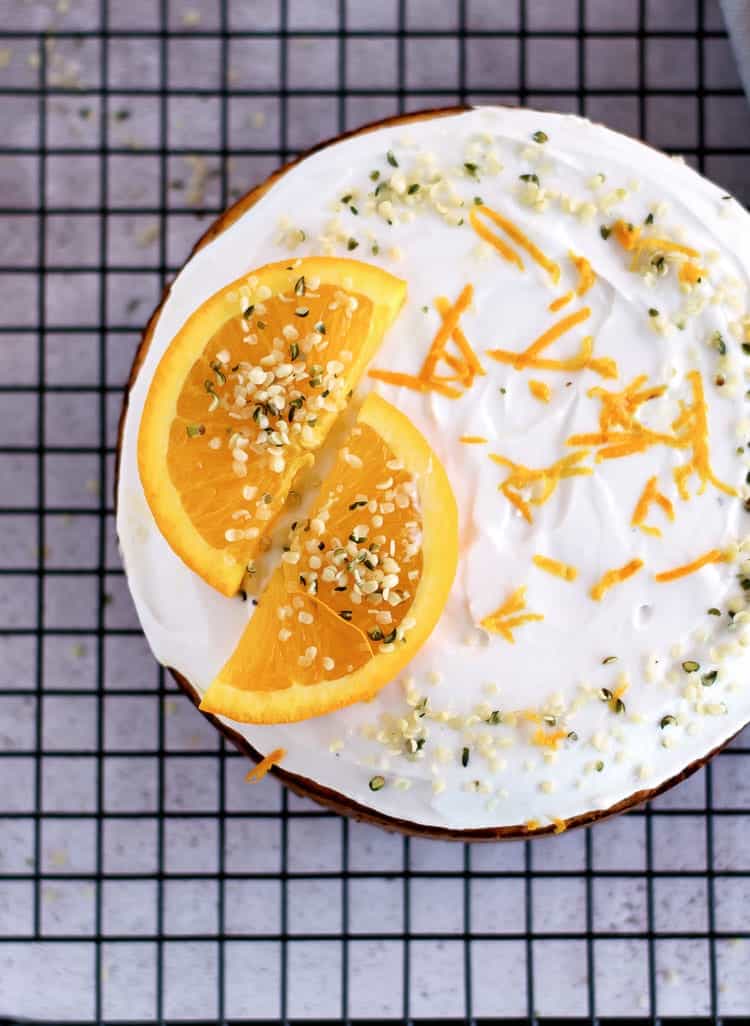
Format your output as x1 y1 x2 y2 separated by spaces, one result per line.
45 513 99 570
227 94 280 152
348 939 404 1017
593 876 648 933
467 0 520 29
0 941 94 1020
168 36 222 89
164 878 218 935
45 333 100 388
346 37 398 90
165 693 219 751
0 454 38 509
164 755 219 811
287 36 339 89
0 515 36 571
471 939 528 1016
348 819 404 872
44 452 101 509
164 941 219 1018
106 331 142 388
43 573 98 630
0 635 36 690
287 817 342 872
715 876 750 932
705 95 750 148
224 753 283 811
655 938 711 1015
0 393 37 448
405 36 458 90
717 938 750 1016
287 95 339 151
652 813 707 870
527 36 578 90
289 0 338 29
104 756 158 813
0 880 34 936
104 633 159 690
646 0 697 30
101 941 157 1020
646 95 699 149
0 576 36 631
102 880 158 936
288 877 342 935
586 37 639 90
47 155 100 209
44 392 100 448
0 336 38 388
103 573 140 630
108 154 161 210
45 272 100 328
406 0 458 29
224 879 280 935
0 758 34 812
0 155 37 212
164 817 218 874
470 876 525 934
226 36 280 89
345 94 400 133
409 837 463 872
46 97 102 151
106 271 162 328
41 817 96 874
42 695 97 751
0 818 34 873
704 37 743 90
593 938 651 1015
350 876 404 934
346 0 398 30
168 0 223 30
586 0 639 29
43 633 97 690
108 35 161 89
466 36 519 90
0 273 37 328
410 939 465 1017
287 939 342 1018
106 214 162 267
534 939 588 1015
647 37 698 89
1 95 39 148
2 216 39 270
532 876 587 933
532 825 586 870
527 0 578 29
654 875 708 933
103 817 158 874
224 941 281 1019
410 876 463 934
104 695 158 752
40 880 96 937
107 94 162 150
42 756 97 812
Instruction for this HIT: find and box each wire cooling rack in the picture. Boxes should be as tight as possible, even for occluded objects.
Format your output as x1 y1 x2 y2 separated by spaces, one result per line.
1 0 750 1022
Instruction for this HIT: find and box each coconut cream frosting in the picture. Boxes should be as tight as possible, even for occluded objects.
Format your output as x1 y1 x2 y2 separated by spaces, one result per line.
117 106 750 832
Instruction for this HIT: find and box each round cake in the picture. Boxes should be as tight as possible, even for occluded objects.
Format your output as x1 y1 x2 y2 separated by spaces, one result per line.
117 106 750 839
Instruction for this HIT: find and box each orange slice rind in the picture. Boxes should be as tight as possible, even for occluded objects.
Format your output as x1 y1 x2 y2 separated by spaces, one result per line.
199 392 458 723
138 257 406 596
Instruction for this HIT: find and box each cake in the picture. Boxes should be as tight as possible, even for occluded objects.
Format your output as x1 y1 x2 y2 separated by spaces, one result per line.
117 106 750 839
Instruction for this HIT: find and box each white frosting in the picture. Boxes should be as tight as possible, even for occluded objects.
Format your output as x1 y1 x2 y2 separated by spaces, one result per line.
117 107 750 831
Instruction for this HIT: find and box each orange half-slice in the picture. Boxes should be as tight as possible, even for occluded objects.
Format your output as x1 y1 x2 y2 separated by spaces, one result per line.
138 258 406 596
199 393 458 723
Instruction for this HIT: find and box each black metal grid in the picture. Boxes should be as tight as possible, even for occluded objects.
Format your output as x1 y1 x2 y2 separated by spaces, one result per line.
1 0 750 1022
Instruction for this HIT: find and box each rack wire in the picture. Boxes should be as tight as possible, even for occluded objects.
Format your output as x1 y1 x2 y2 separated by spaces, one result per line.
1 0 750 1022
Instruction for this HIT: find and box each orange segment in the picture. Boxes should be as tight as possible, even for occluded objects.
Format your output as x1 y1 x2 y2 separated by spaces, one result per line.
199 393 458 724
138 258 406 596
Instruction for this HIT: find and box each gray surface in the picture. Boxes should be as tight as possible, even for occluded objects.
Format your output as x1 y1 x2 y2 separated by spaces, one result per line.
1 0 750 1021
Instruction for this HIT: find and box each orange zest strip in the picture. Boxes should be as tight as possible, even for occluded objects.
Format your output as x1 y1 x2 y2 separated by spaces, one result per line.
491 450 592 524
588 375 668 433
654 548 727 583
529 379 552 403
552 817 568 834
368 368 462 399
635 236 700 260
532 554 578 581
480 585 544 643
532 727 567 750
435 295 485 379
549 291 574 312
245 747 286 783
469 207 524 271
487 334 616 378
672 370 737 500
679 262 706 286
611 220 641 251
422 284 474 380
590 558 644 601
631 476 675 537
513 307 592 369
474 204 561 283
460 435 487 444
570 251 596 296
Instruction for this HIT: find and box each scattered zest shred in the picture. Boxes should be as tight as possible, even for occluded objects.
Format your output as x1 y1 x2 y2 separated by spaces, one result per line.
588 374 667 433
525 819 541 831
532 727 567 749
633 235 700 260
460 435 488 444
672 370 737 500
533 554 578 581
654 548 727 583
679 262 706 286
480 585 544 643
469 207 524 271
486 307 616 379
471 203 560 282
590 558 644 601
631 476 675 537
570 251 596 296
245 747 286 783
528 379 552 403
548 291 573 312
611 220 641 251
490 450 592 523
370 284 481 399
552 817 567 834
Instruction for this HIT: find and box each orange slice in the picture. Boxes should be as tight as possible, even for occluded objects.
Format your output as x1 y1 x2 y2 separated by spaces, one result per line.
138 258 406 596
199 392 458 723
